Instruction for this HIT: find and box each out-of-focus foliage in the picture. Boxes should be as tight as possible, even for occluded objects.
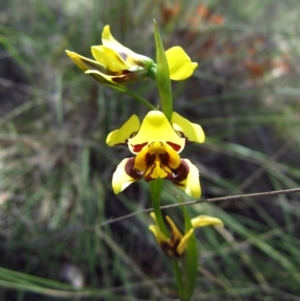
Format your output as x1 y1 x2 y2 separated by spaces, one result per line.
0 0 300 300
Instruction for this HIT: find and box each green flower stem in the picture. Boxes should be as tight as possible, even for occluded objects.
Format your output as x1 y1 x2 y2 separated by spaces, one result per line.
149 179 167 235
123 87 156 110
172 261 185 300
153 20 173 121
182 205 198 301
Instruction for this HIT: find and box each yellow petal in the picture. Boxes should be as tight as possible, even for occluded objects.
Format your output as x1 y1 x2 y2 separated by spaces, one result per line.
112 158 140 194
128 111 185 154
102 25 153 68
150 212 157 223
172 112 205 143
92 45 129 72
164 143 181 169
165 215 183 241
66 50 107 72
178 159 201 198
134 144 150 172
102 25 133 57
165 46 198 80
147 161 170 179
176 229 194 256
106 115 140 146
149 225 170 244
191 215 223 228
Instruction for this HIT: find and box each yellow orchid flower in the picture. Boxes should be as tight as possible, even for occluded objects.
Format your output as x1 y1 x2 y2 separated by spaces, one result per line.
107 110 205 198
66 25 198 85
66 25 153 85
149 213 223 258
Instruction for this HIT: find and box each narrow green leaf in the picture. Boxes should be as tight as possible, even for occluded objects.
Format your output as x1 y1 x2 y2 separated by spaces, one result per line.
153 20 173 120
172 261 185 300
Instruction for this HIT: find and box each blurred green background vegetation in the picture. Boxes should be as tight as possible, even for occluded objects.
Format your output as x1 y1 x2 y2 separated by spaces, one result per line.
1 0 300 300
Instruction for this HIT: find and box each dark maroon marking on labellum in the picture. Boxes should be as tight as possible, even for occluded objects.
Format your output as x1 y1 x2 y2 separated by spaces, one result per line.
125 158 143 180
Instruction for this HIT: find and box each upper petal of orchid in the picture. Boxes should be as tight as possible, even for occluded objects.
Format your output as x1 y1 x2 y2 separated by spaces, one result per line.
172 112 205 143
112 158 142 194
106 115 140 147
102 25 153 68
191 215 223 228
165 46 198 80
128 111 185 154
102 25 135 58
92 45 130 72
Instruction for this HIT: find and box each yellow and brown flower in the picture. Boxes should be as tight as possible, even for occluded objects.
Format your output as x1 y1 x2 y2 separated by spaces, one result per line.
149 213 223 258
66 25 198 85
107 110 205 198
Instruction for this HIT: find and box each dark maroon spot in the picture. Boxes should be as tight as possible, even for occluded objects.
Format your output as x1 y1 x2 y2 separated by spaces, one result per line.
159 152 170 166
176 132 194 145
144 161 172 182
124 158 143 180
112 74 129 83
174 160 189 182
130 131 138 138
166 141 181 151
144 163 156 182
131 142 147 153
176 130 185 138
145 153 155 167
166 159 189 186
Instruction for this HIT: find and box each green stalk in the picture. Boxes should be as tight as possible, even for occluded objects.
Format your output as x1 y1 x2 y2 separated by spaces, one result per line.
124 87 156 110
149 179 168 235
153 20 173 121
182 205 198 301
172 261 185 300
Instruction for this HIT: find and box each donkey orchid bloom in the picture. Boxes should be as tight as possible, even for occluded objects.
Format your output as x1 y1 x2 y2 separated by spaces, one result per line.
107 110 205 198
149 213 223 258
66 25 154 85
66 25 198 85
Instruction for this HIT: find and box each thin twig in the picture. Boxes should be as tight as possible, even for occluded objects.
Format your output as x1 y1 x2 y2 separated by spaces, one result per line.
99 188 300 227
